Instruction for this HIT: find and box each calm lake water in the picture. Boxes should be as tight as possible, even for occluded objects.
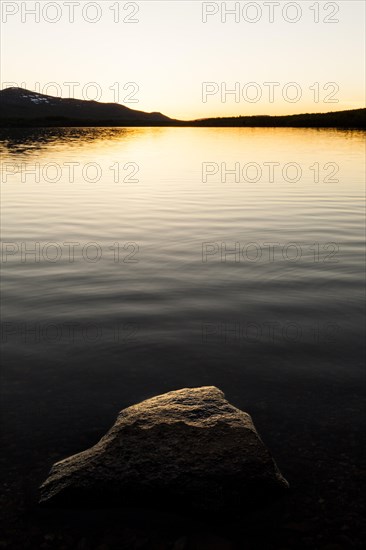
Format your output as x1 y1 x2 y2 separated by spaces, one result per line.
1 127 365 547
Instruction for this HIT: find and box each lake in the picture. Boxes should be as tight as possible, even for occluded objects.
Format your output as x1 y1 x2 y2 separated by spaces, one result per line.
1 127 365 548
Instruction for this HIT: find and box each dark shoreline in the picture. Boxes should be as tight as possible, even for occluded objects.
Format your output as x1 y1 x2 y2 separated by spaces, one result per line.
1 108 365 129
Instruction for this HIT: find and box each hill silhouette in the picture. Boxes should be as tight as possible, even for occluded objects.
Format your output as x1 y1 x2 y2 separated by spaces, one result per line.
0 87 172 125
0 88 365 128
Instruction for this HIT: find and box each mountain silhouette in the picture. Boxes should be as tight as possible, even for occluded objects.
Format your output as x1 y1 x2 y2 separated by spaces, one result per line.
0 87 364 128
0 87 172 124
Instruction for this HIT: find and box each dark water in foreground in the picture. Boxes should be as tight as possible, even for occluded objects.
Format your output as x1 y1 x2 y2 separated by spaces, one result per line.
1 127 365 549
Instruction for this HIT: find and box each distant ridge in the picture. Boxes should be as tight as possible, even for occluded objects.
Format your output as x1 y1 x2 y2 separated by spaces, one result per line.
0 88 365 128
193 110 366 129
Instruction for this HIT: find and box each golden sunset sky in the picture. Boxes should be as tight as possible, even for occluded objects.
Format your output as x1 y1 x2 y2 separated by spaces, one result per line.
1 1 365 119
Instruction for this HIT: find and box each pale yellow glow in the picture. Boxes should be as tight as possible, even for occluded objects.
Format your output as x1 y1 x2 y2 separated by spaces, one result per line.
1 1 365 119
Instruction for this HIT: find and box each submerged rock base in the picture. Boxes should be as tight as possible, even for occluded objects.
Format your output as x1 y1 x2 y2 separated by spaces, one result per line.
39 386 288 510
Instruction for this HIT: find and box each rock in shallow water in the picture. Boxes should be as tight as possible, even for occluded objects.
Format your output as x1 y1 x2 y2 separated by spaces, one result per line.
39 386 288 510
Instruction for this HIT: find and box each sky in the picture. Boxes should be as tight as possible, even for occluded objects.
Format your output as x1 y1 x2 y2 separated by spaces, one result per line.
1 1 365 119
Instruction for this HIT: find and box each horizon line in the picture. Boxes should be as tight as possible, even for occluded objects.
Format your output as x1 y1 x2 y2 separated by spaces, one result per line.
1 86 365 123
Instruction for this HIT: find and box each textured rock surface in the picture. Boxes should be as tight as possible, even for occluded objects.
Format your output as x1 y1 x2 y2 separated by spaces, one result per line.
39 386 288 509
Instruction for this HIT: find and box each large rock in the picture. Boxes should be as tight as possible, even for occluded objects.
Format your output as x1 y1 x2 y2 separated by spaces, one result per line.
39 387 288 510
